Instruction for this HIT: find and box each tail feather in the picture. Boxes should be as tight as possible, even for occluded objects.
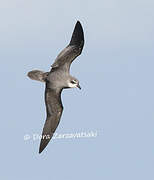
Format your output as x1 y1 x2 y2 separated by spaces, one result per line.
27 70 48 82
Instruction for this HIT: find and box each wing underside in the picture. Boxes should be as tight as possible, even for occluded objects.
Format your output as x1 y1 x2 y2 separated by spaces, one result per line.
39 85 63 153
51 21 84 72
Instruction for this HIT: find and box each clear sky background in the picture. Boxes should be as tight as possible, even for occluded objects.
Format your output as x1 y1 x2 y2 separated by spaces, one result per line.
0 0 154 179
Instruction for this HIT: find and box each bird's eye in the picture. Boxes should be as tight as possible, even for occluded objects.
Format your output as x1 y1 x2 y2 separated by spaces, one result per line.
71 80 76 84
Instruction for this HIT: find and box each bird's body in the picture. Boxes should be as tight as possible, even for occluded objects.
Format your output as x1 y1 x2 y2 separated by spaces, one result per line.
27 21 84 153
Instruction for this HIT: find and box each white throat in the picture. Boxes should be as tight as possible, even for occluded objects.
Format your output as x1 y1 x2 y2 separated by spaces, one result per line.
68 82 77 88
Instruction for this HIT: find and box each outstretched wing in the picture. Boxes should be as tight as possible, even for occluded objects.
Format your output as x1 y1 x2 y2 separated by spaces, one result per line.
39 84 63 153
51 21 84 72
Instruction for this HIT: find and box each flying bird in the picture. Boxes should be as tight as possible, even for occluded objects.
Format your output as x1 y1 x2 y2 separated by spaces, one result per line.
27 21 84 153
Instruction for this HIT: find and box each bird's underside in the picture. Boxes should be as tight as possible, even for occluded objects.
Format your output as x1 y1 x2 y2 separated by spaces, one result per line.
27 21 84 153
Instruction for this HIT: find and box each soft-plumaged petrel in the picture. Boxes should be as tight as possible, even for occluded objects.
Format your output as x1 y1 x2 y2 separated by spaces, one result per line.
27 21 84 153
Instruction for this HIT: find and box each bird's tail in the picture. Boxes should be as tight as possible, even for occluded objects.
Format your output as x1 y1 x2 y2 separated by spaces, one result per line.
27 70 49 82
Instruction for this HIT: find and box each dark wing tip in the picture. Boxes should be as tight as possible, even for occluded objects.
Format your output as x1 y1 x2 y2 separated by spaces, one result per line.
39 147 43 154
69 21 84 47
39 140 46 154
39 137 51 154
39 142 44 153
76 20 82 27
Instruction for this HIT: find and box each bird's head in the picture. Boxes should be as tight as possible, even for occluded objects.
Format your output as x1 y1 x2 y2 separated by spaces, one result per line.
67 77 81 89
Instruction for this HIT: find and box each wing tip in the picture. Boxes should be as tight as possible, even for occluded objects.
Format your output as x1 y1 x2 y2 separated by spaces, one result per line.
69 20 84 47
39 140 47 154
76 20 82 26
39 138 49 154
39 147 43 154
38 133 53 154
39 141 44 154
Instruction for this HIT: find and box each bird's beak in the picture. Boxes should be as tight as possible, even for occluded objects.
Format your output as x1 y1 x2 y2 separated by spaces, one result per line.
77 84 81 90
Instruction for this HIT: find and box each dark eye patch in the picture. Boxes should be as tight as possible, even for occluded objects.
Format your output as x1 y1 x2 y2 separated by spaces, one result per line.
71 80 76 84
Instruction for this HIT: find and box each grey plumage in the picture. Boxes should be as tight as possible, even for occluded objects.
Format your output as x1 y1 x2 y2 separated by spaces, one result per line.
27 70 49 82
27 21 84 153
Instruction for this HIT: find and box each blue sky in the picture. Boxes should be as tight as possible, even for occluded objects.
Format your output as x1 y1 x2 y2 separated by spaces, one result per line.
0 0 154 179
